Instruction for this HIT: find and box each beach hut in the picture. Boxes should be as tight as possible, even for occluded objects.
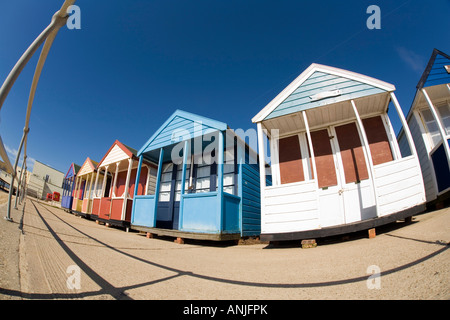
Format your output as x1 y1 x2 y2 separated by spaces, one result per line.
131 109 263 242
398 49 450 208
91 140 157 231
61 162 80 211
71 157 103 218
252 63 426 241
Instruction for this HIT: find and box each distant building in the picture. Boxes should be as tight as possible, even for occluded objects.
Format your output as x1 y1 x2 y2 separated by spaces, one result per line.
27 160 64 200
0 160 28 191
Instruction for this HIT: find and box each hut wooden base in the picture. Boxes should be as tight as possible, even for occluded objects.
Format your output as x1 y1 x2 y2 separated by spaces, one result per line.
260 204 425 242
132 225 241 242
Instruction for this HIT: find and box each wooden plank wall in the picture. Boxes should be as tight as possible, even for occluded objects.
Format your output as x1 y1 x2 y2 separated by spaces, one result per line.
374 156 425 216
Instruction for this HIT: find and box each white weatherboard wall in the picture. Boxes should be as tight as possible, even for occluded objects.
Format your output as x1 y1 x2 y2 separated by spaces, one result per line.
78 161 94 176
263 180 319 234
408 113 437 202
261 154 425 234
374 156 426 216
100 144 129 167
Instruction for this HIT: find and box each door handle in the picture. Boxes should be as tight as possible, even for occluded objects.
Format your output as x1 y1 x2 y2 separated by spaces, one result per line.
338 189 344 195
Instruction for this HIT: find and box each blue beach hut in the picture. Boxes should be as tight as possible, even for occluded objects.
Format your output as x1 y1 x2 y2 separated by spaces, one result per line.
398 49 450 207
61 162 80 211
130 110 264 241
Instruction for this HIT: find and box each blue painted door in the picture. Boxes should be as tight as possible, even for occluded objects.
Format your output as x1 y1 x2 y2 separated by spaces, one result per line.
156 163 190 230
431 140 450 193
156 163 176 229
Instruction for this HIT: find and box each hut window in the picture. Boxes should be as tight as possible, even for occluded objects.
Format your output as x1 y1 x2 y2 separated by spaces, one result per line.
362 116 394 166
94 176 103 197
437 103 450 135
278 135 304 184
159 163 173 202
104 176 112 198
174 164 190 201
195 164 211 193
221 148 237 195
146 167 157 195
222 163 235 195
420 108 442 148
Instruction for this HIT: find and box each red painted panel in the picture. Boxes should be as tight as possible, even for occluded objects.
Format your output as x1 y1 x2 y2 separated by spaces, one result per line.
71 199 77 211
110 199 124 221
335 122 369 184
125 199 133 222
129 166 148 197
311 129 338 188
362 116 394 166
114 171 127 197
92 198 100 215
127 168 137 197
278 135 304 184
82 198 89 213
99 197 111 219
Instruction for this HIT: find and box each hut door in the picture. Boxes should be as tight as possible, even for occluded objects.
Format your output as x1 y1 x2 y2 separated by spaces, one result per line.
311 128 345 227
156 163 190 230
157 163 177 229
333 122 376 223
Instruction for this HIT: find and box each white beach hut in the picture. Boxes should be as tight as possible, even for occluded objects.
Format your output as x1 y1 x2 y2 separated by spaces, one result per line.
252 63 426 241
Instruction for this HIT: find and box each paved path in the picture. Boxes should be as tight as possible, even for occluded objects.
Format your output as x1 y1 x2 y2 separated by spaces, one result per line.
1 197 449 300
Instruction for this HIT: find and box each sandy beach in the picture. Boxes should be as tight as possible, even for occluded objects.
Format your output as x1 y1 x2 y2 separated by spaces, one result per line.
0 191 448 300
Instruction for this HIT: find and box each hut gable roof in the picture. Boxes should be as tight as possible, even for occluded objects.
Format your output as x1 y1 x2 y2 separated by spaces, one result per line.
77 157 98 176
97 140 137 168
252 63 395 122
65 162 80 179
416 48 450 90
138 109 228 156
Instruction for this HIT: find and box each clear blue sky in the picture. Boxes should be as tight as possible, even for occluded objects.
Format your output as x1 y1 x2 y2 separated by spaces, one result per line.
0 0 449 173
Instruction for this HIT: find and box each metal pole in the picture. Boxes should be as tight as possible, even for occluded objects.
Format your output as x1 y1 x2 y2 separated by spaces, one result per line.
2 2 75 221
0 1 74 111
14 155 27 209
5 129 28 221
0 25 56 113
19 165 27 205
